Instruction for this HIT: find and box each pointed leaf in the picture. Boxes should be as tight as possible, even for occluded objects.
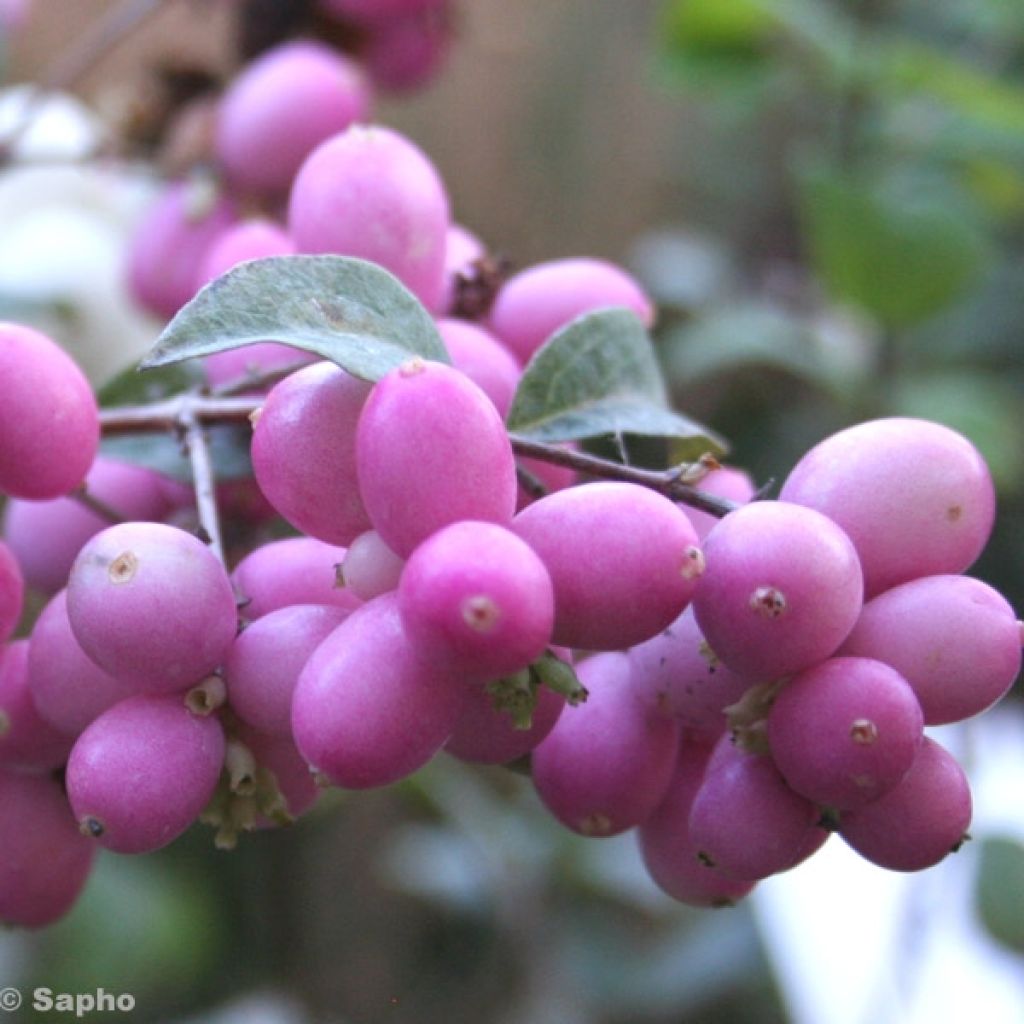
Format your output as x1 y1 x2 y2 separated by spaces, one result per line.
140 255 449 381
506 307 727 457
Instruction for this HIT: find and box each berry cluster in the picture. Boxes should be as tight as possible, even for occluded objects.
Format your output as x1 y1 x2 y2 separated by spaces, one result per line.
0 33 1020 930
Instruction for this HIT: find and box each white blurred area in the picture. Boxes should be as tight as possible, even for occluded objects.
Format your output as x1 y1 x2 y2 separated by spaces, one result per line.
753 705 1024 1024
0 85 158 384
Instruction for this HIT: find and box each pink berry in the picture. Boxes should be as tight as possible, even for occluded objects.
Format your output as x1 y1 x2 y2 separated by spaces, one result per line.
231 536 362 620
356 359 517 557
288 124 450 308
488 258 654 363
688 740 824 881
839 737 972 871
628 605 752 742
512 482 704 650
840 575 1022 724
291 593 468 788
638 743 756 907
126 180 237 320
445 683 565 765
0 639 73 771
251 361 373 545
67 522 238 692
225 604 350 736
28 590 134 735
693 501 863 680
3 456 174 594
216 40 371 196
685 467 756 542
0 539 23 644
780 418 995 597
767 656 924 810
436 318 521 419
0 322 99 500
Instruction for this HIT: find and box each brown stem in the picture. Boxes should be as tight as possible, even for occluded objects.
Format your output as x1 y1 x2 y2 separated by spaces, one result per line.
70 486 126 524
100 394 742 520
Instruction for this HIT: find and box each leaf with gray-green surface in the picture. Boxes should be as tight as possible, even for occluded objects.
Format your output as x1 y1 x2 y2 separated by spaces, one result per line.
140 255 449 382
507 307 727 459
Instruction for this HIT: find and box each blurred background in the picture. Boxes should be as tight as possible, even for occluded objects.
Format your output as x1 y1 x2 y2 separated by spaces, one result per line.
1 1 1023 1021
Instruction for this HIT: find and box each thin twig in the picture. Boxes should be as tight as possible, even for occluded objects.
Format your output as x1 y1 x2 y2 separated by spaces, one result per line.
100 393 742 520
179 399 226 565
70 487 125 524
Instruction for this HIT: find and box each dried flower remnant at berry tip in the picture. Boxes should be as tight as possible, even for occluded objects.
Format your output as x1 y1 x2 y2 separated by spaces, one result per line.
681 546 705 580
850 718 878 745
750 586 787 618
108 551 139 584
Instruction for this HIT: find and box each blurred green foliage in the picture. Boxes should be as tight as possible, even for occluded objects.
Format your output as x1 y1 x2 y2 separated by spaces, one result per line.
647 0 1024 625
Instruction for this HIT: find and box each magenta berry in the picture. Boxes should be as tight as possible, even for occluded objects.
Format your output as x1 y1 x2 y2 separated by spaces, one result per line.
0 540 23 644
3 456 174 595
436 318 521 418
398 521 554 680
688 740 825 881
638 743 757 907
0 322 99 500
231 536 361 620
291 593 468 789
767 656 924 809
531 652 680 837
28 590 134 735
0 639 73 771
839 737 972 871
628 605 752 742
444 682 565 765
126 180 237 320
0 770 96 928
225 604 350 736
67 694 226 854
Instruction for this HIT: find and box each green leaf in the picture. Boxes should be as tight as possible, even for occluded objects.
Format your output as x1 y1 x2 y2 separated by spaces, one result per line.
101 425 253 483
140 254 449 382
655 0 856 92
976 836 1024 954
663 301 875 397
799 162 990 328
98 359 204 407
886 370 1024 490
506 307 727 458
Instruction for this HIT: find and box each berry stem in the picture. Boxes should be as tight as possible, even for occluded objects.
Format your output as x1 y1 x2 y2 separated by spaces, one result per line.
99 394 742 519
